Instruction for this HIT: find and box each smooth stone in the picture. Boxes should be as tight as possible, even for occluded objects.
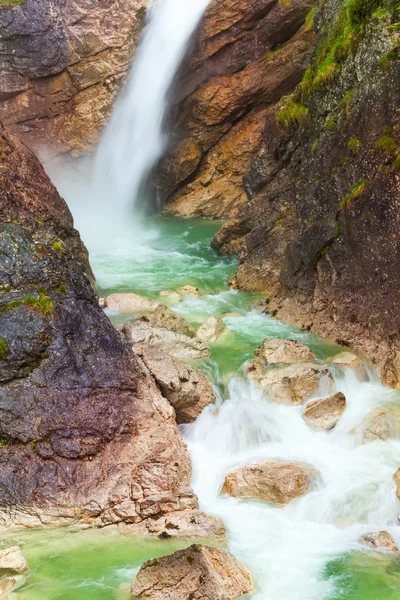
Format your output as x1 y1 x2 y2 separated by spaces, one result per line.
222 460 318 507
393 468 400 500
105 293 159 314
177 285 201 297
196 316 227 343
159 290 182 304
328 351 368 380
360 531 398 552
303 392 346 431
130 544 252 600
255 338 316 364
0 546 30 597
362 409 400 443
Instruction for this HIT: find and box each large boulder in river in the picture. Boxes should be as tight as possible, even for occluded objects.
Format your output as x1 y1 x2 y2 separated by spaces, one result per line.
327 351 368 381
105 293 159 314
122 321 211 361
362 410 400 444
303 392 346 431
147 304 197 338
197 316 227 343
142 349 215 424
131 544 253 600
360 531 398 553
248 360 333 404
255 338 316 364
0 122 210 533
0 546 30 597
393 468 400 500
222 460 317 506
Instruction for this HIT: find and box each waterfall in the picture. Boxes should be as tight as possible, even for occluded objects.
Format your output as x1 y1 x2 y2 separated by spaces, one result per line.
91 0 210 217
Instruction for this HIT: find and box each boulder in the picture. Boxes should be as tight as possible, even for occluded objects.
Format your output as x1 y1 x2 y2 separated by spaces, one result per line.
393 468 400 500
255 338 316 364
328 352 368 380
177 285 201 297
362 410 400 444
129 509 226 540
197 317 227 343
105 293 159 314
222 460 317 506
0 546 30 597
248 360 334 404
131 544 252 600
360 531 398 553
302 392 346 431
159 290 182 304
142 349 215 424
148 305 197 338
122 322 211 361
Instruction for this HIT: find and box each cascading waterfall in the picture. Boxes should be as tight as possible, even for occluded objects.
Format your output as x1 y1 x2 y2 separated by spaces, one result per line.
91 0 211 217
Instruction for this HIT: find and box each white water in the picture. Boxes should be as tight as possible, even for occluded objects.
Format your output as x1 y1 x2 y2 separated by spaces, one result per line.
91 0 211 218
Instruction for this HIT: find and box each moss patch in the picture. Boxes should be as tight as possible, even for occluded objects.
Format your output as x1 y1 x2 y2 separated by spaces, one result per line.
0 339 8 360
340 179 368 207
276 100 309 129
347 137 361 152
51 240 63 254
1 292 54 316
375 127 398 153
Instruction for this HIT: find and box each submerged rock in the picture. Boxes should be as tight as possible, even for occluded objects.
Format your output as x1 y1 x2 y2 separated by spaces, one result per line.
303 392 346 431
122 321 211 361
142 348 215 424
130 544 252 600
105 293 159 314
393 468 400 500
177 285 201 297
159 290 182 304
255 338 316 364
197 316 227 343
328 352 368 381
0 546 30 597
360 531 398 553
222 460 317 506
362 410 400 444
248 360 333 404
147 304 197 338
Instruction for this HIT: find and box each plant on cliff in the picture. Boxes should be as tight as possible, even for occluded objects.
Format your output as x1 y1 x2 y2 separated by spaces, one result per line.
276 100 309 130
347 137 361 152
340 179 368 207
0 339 8 360
1 292 54 316
375 127 398 154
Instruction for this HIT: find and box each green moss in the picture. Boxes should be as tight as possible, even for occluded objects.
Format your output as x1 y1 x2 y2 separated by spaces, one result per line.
393 153 400 168
51 240 63 254
313 59 341 88
0 439 10 446
347 137 361 152
375 129 398 154
340 179 368 207
325 117 337 131
1 285 11 293
278 0 291 6
305 5 318 30
341 88 355 119
1 292 54 316
311 139 319 153
276 100 309 129
0 339 8 360
0 0 26 5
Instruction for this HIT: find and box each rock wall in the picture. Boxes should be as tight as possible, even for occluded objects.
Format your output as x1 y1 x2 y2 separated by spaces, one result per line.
0 121 202 530
156 0 315 218
213 0 400 385
0 0 147 158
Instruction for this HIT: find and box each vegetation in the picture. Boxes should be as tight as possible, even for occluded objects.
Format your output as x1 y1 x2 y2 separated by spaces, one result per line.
1 292 54 316
51 240 63 254
0 0 26 4
305 5 318 31
325 117 337 131
276 100 309 130
393 153 400 169
0 339 8 360
340 179 368 207
341 89 355 119
347 137 361 152
375 127 398 153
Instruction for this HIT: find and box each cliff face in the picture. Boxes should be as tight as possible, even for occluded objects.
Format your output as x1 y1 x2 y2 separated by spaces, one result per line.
0 0 147 158
213 0 400 385
0 122 201 529
155 0 315 218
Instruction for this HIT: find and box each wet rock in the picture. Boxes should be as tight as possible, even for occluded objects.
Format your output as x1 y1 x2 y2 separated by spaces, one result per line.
222 460 317 506
393 468 400 500
328 352 368 381
0 122 202 530
255 338 316 364
197 317 227 343
248 360 334 404
128 509 226 540
148 304 197 338
122 322 211 361
360 531 398 553
130 544 252 600
0 546 30 596
142 349 215 424
303 392 346 431
105 293 159 314
362 410 400 444
177 285 201 297
159 290 182 304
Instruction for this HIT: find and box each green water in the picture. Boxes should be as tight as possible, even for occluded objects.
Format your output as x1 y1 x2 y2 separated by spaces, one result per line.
5 216 399 599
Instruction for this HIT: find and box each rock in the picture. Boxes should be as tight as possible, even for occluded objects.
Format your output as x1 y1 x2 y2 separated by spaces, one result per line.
0 0 149 158
222 460 317 506
105 293 159 314
360 532 398 553
255 338 316 364
248 360 334 404
99 297 107 308
130 544 252 600
0 546 30 596
303 392 346 431
362 410 400 444
177 285 201 297
0 122 204 530
159 290 182 304
393 468 400 500
148 304 197 338
197 317 227 343
122 322 211 361
328 352 367 380
142 349 215 424
128 509 226 540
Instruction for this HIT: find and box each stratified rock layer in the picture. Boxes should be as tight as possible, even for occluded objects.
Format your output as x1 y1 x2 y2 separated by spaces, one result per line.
131 544 253 600
0 122 206 532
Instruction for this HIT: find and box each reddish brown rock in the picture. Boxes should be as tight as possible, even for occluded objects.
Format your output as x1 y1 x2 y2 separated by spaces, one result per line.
303 392 347 431
360 532 398 553
131 544 252 600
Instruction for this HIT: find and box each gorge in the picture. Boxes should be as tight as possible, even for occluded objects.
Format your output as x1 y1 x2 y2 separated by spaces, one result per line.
0 0 400 599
